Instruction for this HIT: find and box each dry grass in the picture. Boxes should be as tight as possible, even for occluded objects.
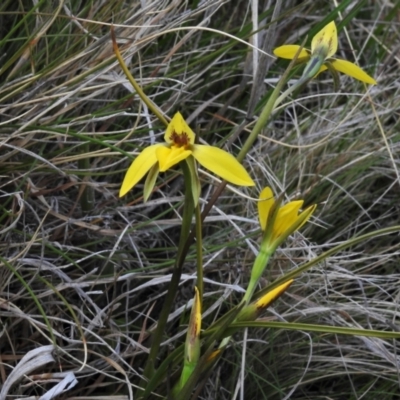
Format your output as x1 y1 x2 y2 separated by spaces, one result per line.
1 0 400 399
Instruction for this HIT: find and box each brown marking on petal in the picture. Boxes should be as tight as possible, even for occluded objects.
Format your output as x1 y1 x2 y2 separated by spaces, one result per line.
169 131 190 147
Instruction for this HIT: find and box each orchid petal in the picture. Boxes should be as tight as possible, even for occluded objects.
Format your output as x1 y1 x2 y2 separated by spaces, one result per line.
119 144 163 197
258 187 274 231
164 111 196 145
238 279 294 322
296 204 317 231
143 163 159 202
311 21 337 59
254 280 294 309
273 45 310 61
330 58 377 84
156 145 192 172
191 144 254 186
271 203 316 249
273 200 303 240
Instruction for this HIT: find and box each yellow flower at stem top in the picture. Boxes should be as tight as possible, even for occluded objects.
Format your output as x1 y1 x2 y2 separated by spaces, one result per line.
119 112 255 198
273 21 376 84
258 187 316 250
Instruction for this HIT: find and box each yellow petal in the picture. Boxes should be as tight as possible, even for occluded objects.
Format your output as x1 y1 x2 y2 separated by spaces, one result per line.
258 187 274 231
273 45 310 61
311 21 337 59
273 200 303 240
143 163 159 202
191 144 254 186
296 204 317 231
164 111 196 145
255 280 294 309
156 145 192 172
330 58 377 84
119 144 162 197
271 203 316 248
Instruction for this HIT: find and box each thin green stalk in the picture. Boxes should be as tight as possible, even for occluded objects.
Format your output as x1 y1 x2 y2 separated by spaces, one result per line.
195 204 203 302
242 247 273 304
236 38 308 163
217 239 272 352
111 26 168 127
137 162 195 398
273 75 310 109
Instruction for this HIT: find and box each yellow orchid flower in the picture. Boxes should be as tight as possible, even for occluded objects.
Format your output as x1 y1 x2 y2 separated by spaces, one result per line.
258 187 316 250
273 21 376 84
119 112 255 197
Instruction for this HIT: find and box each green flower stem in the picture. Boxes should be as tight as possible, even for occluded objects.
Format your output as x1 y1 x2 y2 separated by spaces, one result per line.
236 39 308 164
137 162 195 397
111 26 168 127
242 247 273 304
140 343 185 399
195 204 204 301
301 54 325 80
273 75 310 110
218 246 272 351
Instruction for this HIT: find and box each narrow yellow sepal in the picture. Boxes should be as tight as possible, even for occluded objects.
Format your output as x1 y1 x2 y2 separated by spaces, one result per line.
156 145 192 172
143 163 159 202
164 111 195 144
192 145 254 186
273 45 310 61
258 187 274 231
311 21 337 59
330 59 377 85
254 279 294 309
119 144 162 197
238 279 294 321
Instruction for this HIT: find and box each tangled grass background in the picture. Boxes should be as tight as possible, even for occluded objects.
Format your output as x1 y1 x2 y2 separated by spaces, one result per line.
1 0 400 398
